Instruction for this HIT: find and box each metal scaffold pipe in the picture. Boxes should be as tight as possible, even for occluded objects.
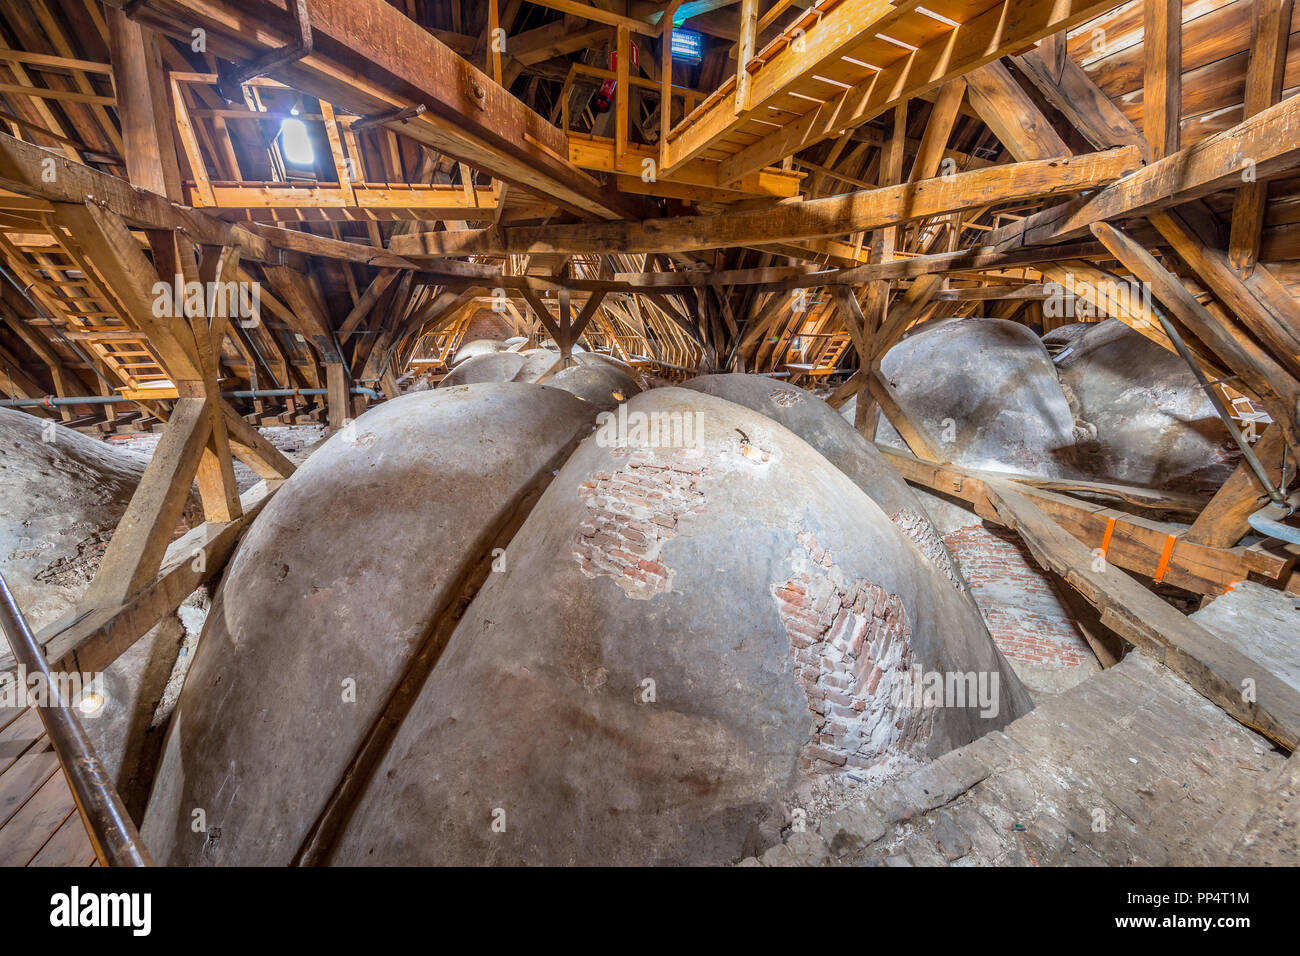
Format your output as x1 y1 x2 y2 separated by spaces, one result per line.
0 387 380 408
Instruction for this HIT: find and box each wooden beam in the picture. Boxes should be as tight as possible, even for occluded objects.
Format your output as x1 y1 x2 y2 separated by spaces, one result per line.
112 0 637 221
615 25 630 162
965 60 1070 162
881 449 1295 598
867 366 944 461
1152 206 1300 380
106 7 181 200
1013 40 1150 160
523 0 658 37
733 0 758 114
710 0 1119 182
986 94 1300 251
81 396 211 608
221 401 296 479
908 79 966 182
391 148 1140 256
1 483 276 678
51 201 203 382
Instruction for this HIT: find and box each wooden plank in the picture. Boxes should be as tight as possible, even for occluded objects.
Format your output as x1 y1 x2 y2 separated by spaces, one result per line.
221 401 296 479
0 709 44 776
0 772 75 866
27 809 95 867
867 367 944 460
664 0 930 174
714 0 1118 181
660 10 675 172
524 0 658 37
0 482 278 677
879 448 1293 595
615 26 630 162
326 360 348 432
908 79 966 182
106 8 182 200
734 0 758 114
0 745 59 829
194 244 243 524
1013 41 1150 160
984 479 1300 752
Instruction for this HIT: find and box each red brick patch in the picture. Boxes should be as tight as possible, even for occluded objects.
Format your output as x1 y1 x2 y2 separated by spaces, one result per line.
573 447 712 598
771 530 933 774
943 522 1091 667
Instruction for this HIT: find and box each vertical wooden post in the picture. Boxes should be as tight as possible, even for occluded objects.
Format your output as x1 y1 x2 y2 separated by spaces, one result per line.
1143 0 1182 158
616 25 630 163
659 16 673 174
106 7 182 201
1228 0 1292 275
488 0 503 85
326 360 348 432
735 0 758 115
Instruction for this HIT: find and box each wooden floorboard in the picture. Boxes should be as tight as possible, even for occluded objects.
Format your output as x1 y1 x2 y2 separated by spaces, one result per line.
0 772 76 866
0 706 96 866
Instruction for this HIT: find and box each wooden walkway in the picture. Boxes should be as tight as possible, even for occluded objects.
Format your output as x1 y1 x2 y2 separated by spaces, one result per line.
0 706 95 867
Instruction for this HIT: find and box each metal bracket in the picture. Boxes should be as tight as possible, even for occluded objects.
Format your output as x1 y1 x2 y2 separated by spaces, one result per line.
216 0 313 103
349 103 426 132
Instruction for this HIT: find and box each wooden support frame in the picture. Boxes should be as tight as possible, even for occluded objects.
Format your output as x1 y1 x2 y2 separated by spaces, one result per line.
986 480 1300 751
0 483 278 678
881 448 1294 598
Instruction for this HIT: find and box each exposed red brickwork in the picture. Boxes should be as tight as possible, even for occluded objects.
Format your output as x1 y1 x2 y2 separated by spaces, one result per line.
768 387 803 407
943 522 1091 667
889 508 965 594
573 446 712 598
771 531 933 774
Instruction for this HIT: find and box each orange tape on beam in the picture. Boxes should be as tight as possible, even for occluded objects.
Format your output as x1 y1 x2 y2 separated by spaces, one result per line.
1153 534 1177 583
1098 516 1117 560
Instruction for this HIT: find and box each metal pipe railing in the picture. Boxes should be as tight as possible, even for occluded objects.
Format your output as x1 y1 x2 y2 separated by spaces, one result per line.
1148 302 1287 506
0 572 151 866
0 386 380 409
